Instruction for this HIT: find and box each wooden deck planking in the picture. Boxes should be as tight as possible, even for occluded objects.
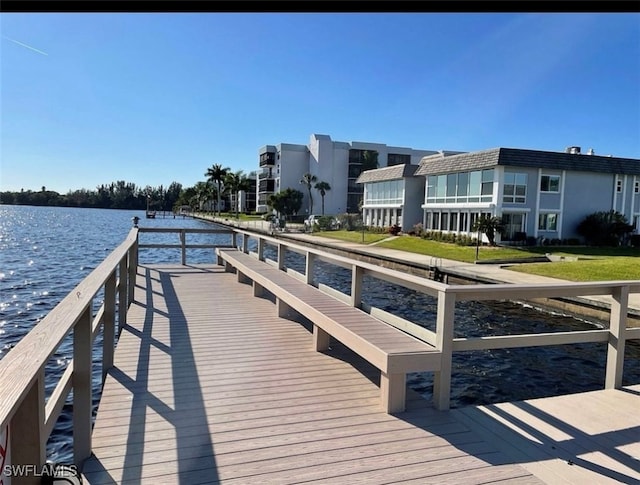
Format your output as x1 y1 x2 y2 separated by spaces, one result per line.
81 263 638 484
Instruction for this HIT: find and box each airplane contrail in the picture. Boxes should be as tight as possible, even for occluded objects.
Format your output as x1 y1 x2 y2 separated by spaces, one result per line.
2 35 49 56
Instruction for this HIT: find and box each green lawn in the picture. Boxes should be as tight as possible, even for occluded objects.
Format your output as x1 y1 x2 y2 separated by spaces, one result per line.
312 230 391 244
314 231 640 281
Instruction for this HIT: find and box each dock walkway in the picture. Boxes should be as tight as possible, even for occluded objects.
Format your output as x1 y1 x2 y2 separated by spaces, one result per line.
82 264 639 484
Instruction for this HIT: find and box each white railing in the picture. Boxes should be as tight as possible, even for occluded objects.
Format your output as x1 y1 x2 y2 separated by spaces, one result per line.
0 227 139 478
233 228 640 410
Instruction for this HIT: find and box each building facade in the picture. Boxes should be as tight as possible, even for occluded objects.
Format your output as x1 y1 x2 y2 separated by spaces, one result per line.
257 134 439 215
415 147 640 243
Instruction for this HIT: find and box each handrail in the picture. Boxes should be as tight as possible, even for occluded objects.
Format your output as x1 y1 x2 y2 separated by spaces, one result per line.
233 228 639 410
137 227 235 265
0 227 139 471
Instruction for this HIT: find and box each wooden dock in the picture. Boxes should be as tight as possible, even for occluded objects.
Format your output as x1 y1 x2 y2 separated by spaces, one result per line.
82 264 639 484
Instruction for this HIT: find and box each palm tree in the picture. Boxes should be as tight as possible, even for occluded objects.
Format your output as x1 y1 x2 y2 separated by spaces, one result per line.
472 216 504 246
314 181 331 215
300 172 318 215
205 163 229 216
224 170 251 218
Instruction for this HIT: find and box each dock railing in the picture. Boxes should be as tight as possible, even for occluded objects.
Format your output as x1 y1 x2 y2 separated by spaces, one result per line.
233 229 640 410
1 225 638 479
0 227 139 477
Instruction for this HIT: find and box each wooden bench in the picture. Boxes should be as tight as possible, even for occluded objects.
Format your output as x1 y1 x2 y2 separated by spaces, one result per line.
216 248 442 413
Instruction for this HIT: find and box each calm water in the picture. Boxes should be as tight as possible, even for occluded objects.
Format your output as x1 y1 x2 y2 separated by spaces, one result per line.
1 205 639 463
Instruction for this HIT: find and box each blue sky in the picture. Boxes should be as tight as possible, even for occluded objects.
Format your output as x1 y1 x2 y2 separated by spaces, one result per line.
1 13 639 194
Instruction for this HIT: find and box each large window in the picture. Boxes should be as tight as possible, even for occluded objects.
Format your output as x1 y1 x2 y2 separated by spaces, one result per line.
364 180 404 205
540 175 560 192
503 173 527 203
538 213 558 231
426 169 494 204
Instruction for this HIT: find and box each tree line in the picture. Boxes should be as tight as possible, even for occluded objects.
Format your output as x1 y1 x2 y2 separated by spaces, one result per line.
0 165 335 222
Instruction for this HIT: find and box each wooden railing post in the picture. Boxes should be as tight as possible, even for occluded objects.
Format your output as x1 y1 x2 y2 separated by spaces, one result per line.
605 285 628 389
119 257 128 331
305 252 316 285
10 369 45 481
73 306 92 465
127 246 136 306
180 229 186 265
242 232 249 254
103 270 117 381
257 238 265 260
231 231 238 249
277 243 285 271
351 265 363 308
433 290 456 410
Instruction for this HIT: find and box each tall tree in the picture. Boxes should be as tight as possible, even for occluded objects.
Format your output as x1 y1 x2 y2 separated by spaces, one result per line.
224 170 251 218
314 181 331 215
268 188 303 221
300 172 318 215
205 163 229 215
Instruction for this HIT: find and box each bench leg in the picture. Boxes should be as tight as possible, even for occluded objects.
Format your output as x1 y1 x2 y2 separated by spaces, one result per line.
312 325 330 351
223 261 234 273
237 270 251 284
253 281 265 297
380 372 406 413
277 298 294 319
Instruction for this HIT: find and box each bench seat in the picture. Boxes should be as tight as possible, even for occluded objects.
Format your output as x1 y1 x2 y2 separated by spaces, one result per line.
216 248 442 413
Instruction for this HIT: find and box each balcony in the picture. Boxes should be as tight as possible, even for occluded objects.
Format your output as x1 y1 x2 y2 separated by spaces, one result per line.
259 152 276 167
259 179 275 192
259 168 273 180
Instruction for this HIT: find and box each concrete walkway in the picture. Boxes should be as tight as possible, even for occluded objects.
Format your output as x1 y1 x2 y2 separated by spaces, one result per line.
195 215 640 315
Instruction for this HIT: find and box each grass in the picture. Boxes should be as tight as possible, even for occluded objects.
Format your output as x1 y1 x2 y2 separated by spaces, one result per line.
377 237 542 263
313 230 640 281
508 257 640 281
312 230 392 244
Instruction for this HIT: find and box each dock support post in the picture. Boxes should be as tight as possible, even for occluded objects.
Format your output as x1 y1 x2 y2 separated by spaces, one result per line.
73 306 93 465
606 285 628 389
10 370 45 481
380 372 406 413
433 290 455 410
